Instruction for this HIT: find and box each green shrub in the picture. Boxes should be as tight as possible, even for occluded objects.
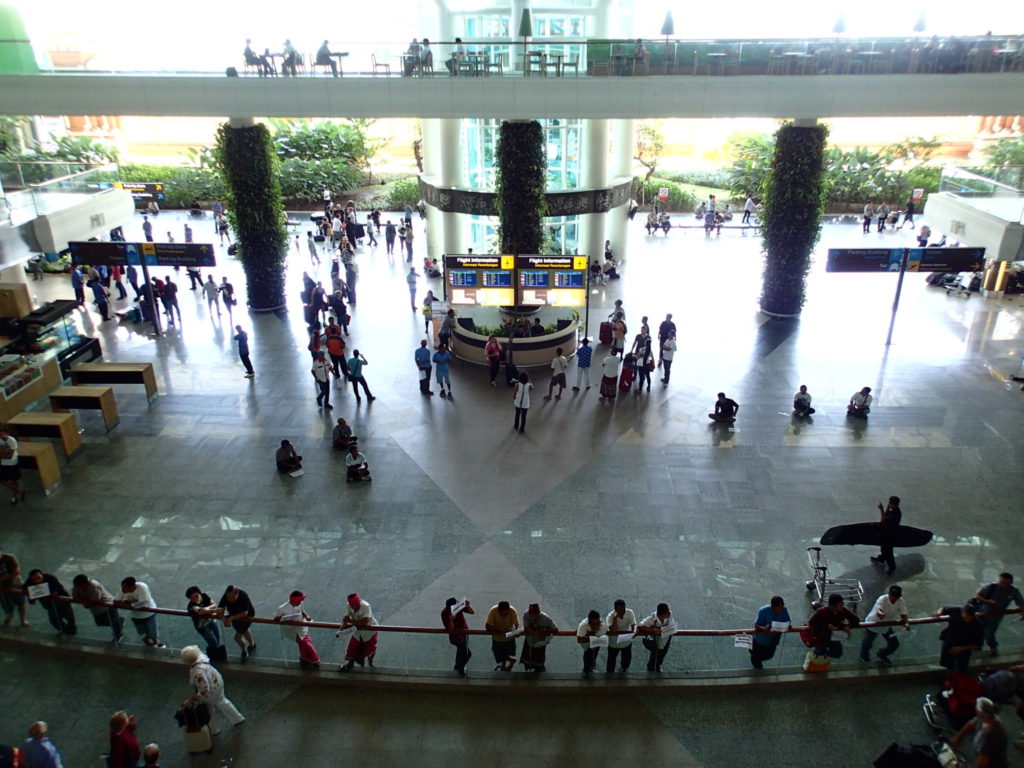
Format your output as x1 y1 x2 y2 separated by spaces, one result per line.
661 169 731 189
382 177 422 210
114 164 226 208
638 178 699 212
277 159 362 205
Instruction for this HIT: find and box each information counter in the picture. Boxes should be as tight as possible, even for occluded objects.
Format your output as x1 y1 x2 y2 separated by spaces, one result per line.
451 318 579 368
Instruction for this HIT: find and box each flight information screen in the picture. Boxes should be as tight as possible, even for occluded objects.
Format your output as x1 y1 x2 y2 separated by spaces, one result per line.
443 254 515 305
515 255 588 306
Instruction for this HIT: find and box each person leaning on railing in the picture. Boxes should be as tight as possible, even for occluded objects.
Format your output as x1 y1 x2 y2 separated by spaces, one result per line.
71 573 123 641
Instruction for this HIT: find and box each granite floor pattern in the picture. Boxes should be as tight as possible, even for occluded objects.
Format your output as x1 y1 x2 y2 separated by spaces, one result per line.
1 209 1023 764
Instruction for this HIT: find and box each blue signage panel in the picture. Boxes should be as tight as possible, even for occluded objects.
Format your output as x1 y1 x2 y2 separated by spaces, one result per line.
827 247 985 273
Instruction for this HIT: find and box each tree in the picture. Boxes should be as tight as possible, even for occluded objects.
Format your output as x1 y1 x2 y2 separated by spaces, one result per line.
495 121 547 256
984 136 1024 167
0 116 27 156
726 131 776 198
267 118 385 184
634 122 664 184
345 118 389 186
412 120 424 174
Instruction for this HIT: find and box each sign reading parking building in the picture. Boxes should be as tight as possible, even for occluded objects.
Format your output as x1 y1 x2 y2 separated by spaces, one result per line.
68 241 217 268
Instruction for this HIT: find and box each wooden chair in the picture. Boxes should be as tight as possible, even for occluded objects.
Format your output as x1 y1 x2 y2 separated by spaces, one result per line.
419 52 435 76
562 54 580 77
372 53 391 77
485 51 506 76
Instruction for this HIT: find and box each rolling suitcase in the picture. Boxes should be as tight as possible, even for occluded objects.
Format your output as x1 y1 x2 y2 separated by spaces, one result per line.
618 365 634 393
599 321 613 346
184 724 214 754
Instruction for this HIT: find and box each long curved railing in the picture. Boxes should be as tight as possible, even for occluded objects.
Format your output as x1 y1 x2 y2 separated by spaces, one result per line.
4 587 1022 678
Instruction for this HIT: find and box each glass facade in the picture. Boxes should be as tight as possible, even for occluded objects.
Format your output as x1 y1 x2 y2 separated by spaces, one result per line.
463 118 582 254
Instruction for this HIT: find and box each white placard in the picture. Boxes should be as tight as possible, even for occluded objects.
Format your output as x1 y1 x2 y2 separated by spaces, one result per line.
589 635 609 649
616 632 635 645
279 612 302 623
289 469 305 478
505 627 524 639
335 626 355 641
829 630 845 642
660 621 677 636
771 621 791 633
132 601 150 610
451 599 467 616
734 634 753 649
26 584 50 600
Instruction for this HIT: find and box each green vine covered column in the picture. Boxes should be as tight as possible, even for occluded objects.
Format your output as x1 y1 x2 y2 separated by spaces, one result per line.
214 120 288 312
495 120 548 255
759 120 829 317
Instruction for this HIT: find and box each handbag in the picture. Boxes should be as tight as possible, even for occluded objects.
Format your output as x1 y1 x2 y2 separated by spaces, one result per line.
641 636 657 652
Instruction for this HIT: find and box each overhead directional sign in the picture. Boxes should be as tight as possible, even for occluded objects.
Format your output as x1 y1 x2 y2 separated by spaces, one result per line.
826 247 985 273
114 182 166 206
69 240 217 268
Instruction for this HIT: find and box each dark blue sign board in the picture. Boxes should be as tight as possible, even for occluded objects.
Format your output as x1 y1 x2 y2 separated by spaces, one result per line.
69 241 217 268
826 247 985 273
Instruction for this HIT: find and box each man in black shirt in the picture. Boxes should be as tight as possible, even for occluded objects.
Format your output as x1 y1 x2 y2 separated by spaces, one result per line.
709 392 739 424
934 602 984 673
870 496 901 575
218 585 257 662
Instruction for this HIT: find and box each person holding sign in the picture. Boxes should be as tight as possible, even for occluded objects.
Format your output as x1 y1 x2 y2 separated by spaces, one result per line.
638 603 675 672
750 596 790 669
485 601 520 672
339 593 379 672
606 599 637 673
859 585 908 666
577 610 609 678
25 569 76 635
521 603 557 673
442 597 475 677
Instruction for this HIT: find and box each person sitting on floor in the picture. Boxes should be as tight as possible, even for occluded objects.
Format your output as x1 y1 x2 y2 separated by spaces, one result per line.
793 385 816 417
847 386 872 418
332 418 355 450
276 440 302 473
345 444 371 482
708 392 739 424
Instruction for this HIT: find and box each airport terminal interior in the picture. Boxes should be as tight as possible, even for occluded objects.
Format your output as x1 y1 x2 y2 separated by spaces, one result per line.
1 0 1024 766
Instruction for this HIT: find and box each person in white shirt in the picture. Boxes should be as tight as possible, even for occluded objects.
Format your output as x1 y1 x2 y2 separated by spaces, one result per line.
512 372 533 433
847 386 873 418
599 351 621 402
311 351 333 411
345 444 371 482
201 275 221 316
0 428 24 505
446 37 467 75
793 384 816 417
859 585 908 666
863 202 875 233
639 602 674 672
576 610 608 678
274 590 319 669
340 593 379 671
606 599 637 673
115 577 164 647
180 646 245 726
660 332 677 385
544 347 568 400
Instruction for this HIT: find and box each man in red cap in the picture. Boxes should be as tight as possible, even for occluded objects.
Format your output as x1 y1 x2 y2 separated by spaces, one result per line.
274 590 319 670
339 593 379 672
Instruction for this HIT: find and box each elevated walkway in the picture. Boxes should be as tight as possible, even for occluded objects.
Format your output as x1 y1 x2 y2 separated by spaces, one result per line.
0 72 1021 119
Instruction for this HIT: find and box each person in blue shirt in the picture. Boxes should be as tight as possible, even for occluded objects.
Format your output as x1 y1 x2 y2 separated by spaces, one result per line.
973 572 1024 654
750 596 791 669
22 721 63 768
346 350 375 403
572 338 592 392
414 340 432 396
70 266 85 305
90 278 110 321
433 344 453 399
142 215 153 242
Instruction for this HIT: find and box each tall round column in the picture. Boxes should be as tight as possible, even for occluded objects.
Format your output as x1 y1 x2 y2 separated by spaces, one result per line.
579 119 609 262
607 117 634 262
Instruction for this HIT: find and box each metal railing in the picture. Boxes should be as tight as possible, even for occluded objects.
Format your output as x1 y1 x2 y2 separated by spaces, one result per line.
4 586 1022 678
2 164 118 223
940 166 1024 224
3 35 1021 79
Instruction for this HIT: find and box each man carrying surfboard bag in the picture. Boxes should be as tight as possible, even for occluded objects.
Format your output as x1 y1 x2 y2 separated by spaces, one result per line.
870 496 901 575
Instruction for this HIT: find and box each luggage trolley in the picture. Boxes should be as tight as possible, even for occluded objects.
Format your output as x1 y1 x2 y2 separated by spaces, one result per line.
805 547 864 610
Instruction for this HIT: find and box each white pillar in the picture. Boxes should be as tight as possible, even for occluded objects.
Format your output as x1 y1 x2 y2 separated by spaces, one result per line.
579 119 609 262
422 119 444 260
439 118 464 256
607 118 634 261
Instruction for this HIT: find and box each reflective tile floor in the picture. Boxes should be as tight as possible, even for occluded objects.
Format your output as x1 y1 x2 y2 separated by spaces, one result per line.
1 209 1023 765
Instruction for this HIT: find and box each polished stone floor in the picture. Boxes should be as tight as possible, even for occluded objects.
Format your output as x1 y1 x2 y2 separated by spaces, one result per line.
2 208 1023 764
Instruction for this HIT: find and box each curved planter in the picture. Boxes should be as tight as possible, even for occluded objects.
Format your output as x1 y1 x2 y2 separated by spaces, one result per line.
452 320 579 368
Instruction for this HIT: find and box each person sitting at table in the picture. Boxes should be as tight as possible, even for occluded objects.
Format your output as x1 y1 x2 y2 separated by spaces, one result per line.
316 40 338 77
633 38 648 67
282 39 298 76
446 37 466 75
244 39 272 76
276 440 302 473
420 38 433 70
403 38 421 76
